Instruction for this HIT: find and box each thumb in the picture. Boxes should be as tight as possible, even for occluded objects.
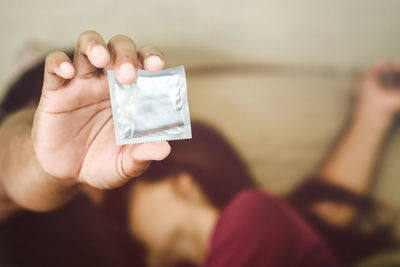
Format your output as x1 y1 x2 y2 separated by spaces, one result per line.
119 141 171 179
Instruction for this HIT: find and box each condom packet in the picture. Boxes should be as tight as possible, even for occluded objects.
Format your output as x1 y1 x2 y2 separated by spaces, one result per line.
107 66 192 145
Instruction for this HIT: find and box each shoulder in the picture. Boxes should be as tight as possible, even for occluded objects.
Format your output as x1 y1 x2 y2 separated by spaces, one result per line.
226 189 283 214
207 190 295 264
206 190 339 267
213 190 303 240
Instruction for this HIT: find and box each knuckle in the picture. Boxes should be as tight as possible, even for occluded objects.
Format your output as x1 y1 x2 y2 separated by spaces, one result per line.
78 30 98 39
140 45 161 54
140 45 156 51
143 45 164 58
78 30 102 46
112 34 129 41
45 51 63 65
158 49 165 58
139 45 165 62
87 39 100 49
110 34 136 47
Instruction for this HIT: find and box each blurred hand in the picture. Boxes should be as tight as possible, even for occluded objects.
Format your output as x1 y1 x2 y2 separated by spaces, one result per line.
356 62 400 123
32 31 171 189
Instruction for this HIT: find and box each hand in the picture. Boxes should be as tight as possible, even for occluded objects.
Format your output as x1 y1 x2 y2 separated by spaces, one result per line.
32 31 171 189
356 61 400 124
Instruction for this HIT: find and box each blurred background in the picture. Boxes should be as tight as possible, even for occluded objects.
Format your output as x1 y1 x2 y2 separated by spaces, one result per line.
1 0 400 264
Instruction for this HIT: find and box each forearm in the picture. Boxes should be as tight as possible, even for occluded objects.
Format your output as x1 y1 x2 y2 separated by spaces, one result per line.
0 108 79 215
319 104 392 195
308 63 400 227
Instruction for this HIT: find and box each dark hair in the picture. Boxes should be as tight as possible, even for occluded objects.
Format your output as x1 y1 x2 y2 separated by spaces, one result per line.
145 122 255 207
0 59 44 118
0 52 74 118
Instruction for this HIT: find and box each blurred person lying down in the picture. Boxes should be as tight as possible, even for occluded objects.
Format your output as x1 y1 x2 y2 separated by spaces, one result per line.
0 31 399 267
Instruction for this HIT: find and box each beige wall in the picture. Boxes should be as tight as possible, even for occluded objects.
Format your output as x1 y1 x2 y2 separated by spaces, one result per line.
1 0 400 94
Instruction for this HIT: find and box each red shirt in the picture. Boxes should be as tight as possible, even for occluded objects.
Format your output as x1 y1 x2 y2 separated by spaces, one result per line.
206 190 341 267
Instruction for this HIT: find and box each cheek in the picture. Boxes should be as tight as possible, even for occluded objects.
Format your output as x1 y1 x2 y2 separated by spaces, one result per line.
148 229 184 265
129 186 180 250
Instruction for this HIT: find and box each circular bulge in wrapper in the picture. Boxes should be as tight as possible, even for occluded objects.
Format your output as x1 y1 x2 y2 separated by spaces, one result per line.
121 123 135 139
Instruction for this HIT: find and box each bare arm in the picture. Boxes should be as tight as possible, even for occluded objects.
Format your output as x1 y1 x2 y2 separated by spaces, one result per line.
0 108 78 217
319 103 391 194
313 62 400 226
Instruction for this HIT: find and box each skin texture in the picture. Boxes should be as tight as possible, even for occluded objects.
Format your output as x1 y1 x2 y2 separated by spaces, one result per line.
320 62 400 193
0 31 170 215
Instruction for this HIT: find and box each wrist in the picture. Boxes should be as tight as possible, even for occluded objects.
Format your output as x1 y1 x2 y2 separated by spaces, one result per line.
0 108 80 212
353 103 393 134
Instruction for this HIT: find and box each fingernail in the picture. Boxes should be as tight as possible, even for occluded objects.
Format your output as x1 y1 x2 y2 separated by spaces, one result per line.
144 55 163 70
91 45 109 61
59 62 74 73
119 62 135 83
